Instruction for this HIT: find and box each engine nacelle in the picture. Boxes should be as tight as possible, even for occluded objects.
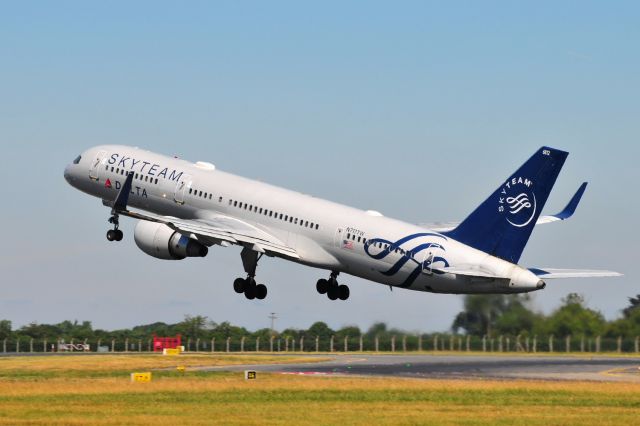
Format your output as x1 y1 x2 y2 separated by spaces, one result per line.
134 221 208 260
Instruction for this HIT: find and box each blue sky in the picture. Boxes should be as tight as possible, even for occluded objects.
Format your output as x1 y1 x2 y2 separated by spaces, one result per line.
0 1 638 332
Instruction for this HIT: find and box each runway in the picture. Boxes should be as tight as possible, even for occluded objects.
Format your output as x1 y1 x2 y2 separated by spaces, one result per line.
206 354 640 382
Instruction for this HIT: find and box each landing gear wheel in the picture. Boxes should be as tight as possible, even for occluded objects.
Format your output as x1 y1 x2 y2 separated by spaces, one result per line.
106 230 116 241
327 285 339 300
338 285 350 300
233 278 245 293
256 284 267 300
114 229 123 241
316 279 329 294
244 285 256 300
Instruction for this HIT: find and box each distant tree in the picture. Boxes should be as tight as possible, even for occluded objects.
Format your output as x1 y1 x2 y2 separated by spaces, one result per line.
281 328 301 339
210 321 248 339
366 322 388 338
452 294 540 336
537 293 606 337
605 295 640 337
177 315 208 338
0 320 11 339
336 325 361 339
623 295 640 318
306 322 334 340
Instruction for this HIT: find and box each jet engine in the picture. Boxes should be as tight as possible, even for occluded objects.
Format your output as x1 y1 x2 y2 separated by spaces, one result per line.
134 221 208 260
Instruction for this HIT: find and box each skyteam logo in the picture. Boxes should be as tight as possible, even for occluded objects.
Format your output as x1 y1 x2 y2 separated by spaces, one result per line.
364 233 449 288
498 176 536 228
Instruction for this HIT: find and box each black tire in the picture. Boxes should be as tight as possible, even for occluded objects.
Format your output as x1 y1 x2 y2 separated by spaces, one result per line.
233 278 245 293
327 285 339 300
106 230 116 241
114 230 124 241
316 279 329 294
245 285 256 300
338 285 350 300
256 284 267 300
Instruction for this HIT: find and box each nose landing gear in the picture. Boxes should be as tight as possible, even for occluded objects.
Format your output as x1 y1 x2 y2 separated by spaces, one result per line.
106 214 123 241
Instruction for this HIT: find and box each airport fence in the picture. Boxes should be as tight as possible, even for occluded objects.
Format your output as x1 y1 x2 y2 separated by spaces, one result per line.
1 334 639 354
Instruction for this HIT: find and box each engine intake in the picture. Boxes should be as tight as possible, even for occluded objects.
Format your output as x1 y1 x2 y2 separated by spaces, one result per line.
134 221 208 260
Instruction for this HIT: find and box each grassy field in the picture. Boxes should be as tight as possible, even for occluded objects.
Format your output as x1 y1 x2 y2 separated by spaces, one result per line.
1 354 640 425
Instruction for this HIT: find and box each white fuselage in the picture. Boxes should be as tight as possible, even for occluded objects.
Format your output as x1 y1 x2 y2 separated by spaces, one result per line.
64 145 543 294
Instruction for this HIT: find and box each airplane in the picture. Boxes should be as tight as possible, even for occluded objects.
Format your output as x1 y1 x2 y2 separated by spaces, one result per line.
63 146 621 301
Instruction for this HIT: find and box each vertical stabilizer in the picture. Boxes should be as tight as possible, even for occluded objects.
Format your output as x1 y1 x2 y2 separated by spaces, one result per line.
445 147 568 263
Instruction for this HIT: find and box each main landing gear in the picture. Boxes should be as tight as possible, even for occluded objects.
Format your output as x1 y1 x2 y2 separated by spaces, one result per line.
316 272 350 301
233 247 268 300
106 213 123 241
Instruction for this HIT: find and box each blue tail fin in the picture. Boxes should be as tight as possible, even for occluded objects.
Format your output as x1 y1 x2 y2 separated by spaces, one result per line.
445 147 568 263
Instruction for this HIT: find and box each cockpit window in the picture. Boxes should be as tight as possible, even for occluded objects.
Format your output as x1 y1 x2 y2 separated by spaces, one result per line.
73 155 81 164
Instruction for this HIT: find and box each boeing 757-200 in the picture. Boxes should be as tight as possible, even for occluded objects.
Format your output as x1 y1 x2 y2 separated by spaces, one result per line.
64 146 620 301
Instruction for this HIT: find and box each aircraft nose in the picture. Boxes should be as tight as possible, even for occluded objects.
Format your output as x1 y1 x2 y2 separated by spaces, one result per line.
64 164 73 184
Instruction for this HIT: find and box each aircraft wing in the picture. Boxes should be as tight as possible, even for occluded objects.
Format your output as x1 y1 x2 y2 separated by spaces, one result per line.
419 182 588 232
119 209 300 259
529 268 622 279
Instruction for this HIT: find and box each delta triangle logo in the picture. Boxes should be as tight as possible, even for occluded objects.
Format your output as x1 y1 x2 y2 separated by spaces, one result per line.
105 178 112 189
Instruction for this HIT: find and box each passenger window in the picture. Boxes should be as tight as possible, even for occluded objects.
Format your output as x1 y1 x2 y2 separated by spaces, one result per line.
204 192 207 198
111 167 114 172
294 218 298 224
234 201 238 207
155 179 158 184
315 224 319 230
347 233 351 239
219 197 223 203
357 237 361 243
289 217 293 223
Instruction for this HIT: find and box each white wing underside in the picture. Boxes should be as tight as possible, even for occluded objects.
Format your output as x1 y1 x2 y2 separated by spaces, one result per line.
120 209 299 259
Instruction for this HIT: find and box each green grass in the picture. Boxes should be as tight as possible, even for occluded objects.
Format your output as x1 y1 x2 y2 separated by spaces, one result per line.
1 354 639 425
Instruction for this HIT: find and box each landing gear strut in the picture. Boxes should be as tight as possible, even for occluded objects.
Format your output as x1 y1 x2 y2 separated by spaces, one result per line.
316 271 349 301
233 247 268 300
106 214 123 241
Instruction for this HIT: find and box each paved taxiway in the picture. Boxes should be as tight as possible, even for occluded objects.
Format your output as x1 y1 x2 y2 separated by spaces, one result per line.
204 354 640 382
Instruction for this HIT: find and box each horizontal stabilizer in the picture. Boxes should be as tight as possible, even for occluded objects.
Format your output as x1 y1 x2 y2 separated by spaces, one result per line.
420 182 588 232
529 268 622 279
536 182 587 224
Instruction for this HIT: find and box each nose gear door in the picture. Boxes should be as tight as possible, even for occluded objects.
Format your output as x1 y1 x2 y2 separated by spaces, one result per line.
173 174 192 205
89 150 108 181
